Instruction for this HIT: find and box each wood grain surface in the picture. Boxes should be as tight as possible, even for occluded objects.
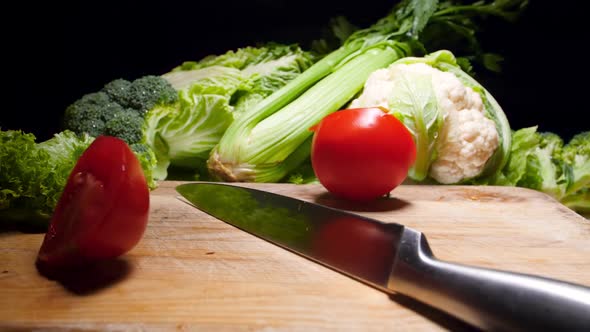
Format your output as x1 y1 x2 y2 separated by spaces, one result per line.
1 181 589 331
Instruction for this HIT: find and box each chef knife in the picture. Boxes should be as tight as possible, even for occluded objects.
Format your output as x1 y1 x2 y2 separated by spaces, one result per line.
176 182 590 331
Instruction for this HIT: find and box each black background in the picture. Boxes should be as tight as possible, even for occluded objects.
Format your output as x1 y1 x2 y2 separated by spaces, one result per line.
4 1 588 142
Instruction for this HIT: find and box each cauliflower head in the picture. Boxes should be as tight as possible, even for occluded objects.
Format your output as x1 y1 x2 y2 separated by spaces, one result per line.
351 52 503 184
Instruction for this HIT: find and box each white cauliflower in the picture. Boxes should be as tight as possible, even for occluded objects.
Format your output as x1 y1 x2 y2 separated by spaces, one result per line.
351 61 499 184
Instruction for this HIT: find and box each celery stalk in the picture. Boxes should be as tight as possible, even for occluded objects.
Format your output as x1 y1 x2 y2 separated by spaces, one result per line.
209 42 407 182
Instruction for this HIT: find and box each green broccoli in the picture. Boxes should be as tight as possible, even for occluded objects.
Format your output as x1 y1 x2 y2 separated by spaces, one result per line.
63 92 123 137
127 75 179 114
102 78 133 107
104 109 144 144
63 75 178 142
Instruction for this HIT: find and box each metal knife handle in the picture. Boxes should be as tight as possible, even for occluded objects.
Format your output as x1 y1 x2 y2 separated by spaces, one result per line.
388 228 590 331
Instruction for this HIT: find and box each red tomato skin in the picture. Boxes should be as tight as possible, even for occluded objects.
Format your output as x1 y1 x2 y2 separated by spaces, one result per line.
313 216 397 283
311 107 416 201
37 136 149 269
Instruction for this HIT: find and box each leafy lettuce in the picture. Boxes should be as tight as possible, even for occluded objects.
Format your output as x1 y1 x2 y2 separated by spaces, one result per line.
492 127 589 214
0 130 94 227
144 43 315 180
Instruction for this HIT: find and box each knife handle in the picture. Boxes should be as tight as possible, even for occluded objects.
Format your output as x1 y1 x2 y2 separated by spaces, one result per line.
388 228 590 331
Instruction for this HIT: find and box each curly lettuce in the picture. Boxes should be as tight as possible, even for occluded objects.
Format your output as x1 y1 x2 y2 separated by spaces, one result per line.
0 129 159 229
0 130 94 227
492 127 589 214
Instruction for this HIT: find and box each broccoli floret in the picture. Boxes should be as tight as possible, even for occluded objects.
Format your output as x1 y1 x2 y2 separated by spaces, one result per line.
63 76 178 143
104 109 144 144
127 75 178 115
63 92 124 137
102 77 177 114
102 78 133 107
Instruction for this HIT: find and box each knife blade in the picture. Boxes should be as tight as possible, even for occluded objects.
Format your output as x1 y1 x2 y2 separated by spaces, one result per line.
176 182 590 331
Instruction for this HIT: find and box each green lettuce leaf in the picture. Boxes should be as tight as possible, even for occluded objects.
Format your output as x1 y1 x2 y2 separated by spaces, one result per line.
146 44 315 180
493 126 547 186
388 68 442 180
0 130 94 227
562 132 590 195
492 127 589 214
146 66 246 180
562 188 589 215
173 43 314 72
518 131 568 200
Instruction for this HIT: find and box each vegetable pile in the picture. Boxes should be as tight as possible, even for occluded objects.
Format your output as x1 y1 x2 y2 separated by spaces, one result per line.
207 0 525 183
1 0 588 227
148 43 314 180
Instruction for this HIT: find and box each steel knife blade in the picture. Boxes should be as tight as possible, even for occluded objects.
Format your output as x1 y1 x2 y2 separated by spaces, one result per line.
176 182 590 331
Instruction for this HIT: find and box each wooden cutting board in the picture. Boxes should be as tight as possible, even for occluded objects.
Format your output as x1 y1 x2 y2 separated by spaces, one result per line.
1 181 589 331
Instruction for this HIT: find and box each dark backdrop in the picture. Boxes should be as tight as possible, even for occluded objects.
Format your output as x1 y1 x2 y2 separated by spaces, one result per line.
5 1 587 142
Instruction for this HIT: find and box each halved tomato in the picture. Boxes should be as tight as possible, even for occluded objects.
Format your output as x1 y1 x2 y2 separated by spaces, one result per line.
36 136 149 270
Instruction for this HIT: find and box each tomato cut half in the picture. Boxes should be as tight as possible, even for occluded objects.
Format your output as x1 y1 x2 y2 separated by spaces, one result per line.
36 136 149 270
310 107 416 201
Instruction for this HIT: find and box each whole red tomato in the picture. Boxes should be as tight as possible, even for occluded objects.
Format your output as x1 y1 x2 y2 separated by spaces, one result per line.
310 107 416 201
36 136 150 270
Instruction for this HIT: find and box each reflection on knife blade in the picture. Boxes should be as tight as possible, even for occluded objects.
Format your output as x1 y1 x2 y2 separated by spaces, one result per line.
176 182 402 288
